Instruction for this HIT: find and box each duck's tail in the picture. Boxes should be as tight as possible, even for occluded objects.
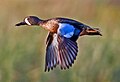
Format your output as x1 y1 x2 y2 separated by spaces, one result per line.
80 26 102 36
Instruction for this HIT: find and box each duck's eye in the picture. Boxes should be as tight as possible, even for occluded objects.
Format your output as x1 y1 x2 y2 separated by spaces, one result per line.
25 18 31 25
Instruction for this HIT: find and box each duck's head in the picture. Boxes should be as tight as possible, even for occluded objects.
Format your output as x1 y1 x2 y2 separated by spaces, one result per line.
15 16 42 26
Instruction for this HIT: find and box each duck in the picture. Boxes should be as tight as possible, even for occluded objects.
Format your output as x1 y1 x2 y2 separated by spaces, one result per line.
15 16 102 72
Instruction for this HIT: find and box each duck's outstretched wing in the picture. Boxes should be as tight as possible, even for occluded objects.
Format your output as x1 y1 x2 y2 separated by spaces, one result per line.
57 35 78 69
45 32 78 72
45 32 59 72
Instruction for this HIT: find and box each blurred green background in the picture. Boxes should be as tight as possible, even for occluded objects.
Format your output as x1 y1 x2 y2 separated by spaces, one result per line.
0 0 120 82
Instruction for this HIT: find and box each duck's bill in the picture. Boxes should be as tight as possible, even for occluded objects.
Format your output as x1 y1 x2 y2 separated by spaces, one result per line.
15 22 27 26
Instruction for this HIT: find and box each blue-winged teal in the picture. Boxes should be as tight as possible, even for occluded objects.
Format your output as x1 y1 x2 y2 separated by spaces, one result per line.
15 16 102 72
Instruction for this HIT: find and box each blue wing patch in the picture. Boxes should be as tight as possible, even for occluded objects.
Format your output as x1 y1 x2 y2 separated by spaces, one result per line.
58 23 75 38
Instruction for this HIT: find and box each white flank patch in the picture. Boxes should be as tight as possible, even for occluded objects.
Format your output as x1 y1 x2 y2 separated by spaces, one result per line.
25 18 31 25
58 23 75 38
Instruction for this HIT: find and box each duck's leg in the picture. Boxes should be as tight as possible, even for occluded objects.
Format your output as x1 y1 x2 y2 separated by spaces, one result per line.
80 27 102 36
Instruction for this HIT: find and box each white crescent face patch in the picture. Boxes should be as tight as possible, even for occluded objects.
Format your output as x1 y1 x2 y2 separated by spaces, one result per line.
58 23 75 38
25 18 31 25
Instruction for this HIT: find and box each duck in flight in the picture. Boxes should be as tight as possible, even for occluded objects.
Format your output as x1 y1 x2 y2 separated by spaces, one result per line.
15 16 102 72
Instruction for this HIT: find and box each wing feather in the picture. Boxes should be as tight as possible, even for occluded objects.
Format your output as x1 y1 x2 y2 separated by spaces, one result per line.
57 35 78 70
45 32 58 72
45 33 78 72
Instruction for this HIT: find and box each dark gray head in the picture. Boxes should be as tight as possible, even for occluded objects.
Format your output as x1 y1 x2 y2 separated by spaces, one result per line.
15 16 42 26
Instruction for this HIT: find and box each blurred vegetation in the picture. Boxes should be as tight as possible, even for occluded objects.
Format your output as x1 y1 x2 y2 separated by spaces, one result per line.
0 0 120 82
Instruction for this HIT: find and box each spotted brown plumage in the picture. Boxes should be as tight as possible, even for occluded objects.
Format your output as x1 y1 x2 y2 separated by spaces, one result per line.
15 16 102 72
